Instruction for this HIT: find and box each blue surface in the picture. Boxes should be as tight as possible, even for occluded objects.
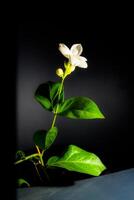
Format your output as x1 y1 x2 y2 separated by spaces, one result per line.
17 168 134 200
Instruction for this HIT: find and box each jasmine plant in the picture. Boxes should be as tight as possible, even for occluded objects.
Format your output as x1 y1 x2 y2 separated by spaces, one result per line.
15 43 106 186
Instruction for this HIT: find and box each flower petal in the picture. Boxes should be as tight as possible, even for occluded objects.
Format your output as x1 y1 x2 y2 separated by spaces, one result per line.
78 61 88 68
69 55 81 67
78 56 87 62
70 65 76 72
70 55 88 68
71 44 83 56
59 43 71 58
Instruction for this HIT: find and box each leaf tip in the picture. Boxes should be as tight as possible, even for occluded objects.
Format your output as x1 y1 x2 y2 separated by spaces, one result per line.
94 164 107 176
101 113 105 119
98 110 105 119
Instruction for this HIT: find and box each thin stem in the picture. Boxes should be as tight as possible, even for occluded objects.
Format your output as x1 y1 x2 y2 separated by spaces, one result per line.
14 153 39 165
36 145 44 166
58 78 65 102
36 144 51 183
33 77 65 182
33 163 43 182
42 150 45 157
40 155 45 166
41 78 65 162
51 111 58 128
51 77 65 129
42 78 65 158
42 166 50 182
36 145 41 155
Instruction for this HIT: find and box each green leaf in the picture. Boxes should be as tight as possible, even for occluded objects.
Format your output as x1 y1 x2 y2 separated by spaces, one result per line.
45 127 58 150
35 81 64 111
58 97 105 119
47 145 106 176
17 178 30 187
35 95 52 110
33 127 58 150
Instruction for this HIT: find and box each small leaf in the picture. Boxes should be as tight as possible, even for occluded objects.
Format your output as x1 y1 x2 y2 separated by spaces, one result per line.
45 127 58 150
16 150 25 160
58 97 105 119
33 127 58 150
17 178 30 187
35 81 64 111
47 145 106 176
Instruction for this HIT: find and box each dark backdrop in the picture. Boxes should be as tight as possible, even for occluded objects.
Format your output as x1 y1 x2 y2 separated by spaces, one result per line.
16 19 133 172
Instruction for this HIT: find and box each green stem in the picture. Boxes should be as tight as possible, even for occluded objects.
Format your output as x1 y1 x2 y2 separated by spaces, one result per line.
33 163 43 182
36 145 50 182
42 166 50 182
51 111 58 128
36 145 44 166
42 78 65 158
40 155 44 166
51 77 65 128
39 77 65 182
14 153 39 165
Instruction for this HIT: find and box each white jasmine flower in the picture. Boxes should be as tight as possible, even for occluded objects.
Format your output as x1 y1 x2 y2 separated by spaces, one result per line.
59 43 88 71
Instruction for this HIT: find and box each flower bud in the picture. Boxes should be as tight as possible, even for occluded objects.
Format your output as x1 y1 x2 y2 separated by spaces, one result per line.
56 68 64 77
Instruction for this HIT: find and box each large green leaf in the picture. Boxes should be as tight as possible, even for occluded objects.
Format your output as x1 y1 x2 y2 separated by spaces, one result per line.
33 127 58 150
58 97 105 119
47 145 106 176
35 81 64 111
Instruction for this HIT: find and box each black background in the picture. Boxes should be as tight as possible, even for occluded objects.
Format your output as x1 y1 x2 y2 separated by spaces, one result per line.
4 6 134 199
